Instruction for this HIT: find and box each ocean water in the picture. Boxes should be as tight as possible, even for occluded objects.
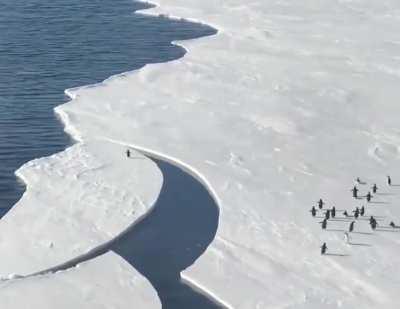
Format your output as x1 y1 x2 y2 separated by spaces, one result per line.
0 0 215 214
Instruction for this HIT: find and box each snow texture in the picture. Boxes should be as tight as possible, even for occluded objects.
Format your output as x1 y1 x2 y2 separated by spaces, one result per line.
0 139 162 275
56 0 400 308
4 0 400 308
0 253 160 309
0 139 162 308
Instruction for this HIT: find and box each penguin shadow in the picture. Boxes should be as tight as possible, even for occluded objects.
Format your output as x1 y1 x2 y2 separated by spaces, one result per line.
353 217 368 220
389 184 400 187
351 231 373 235
326 229 344 232
357 216 385 221
349 242 372 247
357 181 367 185
127 156 147 160
382 224 400 229
337 216 363 221
354 218 373 223
329 218 352 222
325 253 350 257
318 208 332 211
331 214 357 219
376 192 395 196
369 201 390 205
375 228 400 233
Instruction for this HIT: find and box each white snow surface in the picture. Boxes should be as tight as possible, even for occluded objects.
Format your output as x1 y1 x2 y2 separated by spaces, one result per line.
54 0 400 308
0 139 162 275
4 0 400 308
0 139 162 307
0 253 160 309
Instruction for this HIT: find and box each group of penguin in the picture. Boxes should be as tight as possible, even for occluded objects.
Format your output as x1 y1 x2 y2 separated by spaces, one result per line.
311 176 396 255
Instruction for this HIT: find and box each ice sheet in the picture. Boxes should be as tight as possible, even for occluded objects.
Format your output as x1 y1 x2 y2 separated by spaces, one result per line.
57 0 400 308
0 253 160 309
0 140 162 275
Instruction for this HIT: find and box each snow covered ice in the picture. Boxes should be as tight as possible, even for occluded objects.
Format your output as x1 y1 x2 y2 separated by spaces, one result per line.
0 139 162 274
0 139 162 308
0 253 160 309
4 0 400 308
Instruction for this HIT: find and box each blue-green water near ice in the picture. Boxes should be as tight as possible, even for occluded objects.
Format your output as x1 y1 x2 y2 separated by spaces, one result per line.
0 1 221 308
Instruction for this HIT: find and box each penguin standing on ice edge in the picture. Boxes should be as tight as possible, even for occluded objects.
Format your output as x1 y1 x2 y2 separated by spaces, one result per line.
325 210 330 220
321 243 327 255
351 186 359 199
310 206 317 217
366 191 372 202
353 207 360 219
370 216 377 230
331 206 336 218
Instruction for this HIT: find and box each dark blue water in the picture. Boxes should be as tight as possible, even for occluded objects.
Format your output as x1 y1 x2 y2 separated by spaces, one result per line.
0 0 215 213
112 159 223 308
0 0 221 307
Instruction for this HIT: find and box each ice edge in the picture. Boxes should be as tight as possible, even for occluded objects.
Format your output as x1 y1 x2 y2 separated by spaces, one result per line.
9 0 231 308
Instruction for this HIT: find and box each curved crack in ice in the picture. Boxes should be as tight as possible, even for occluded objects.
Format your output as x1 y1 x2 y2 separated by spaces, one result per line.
1 0 227 307
18 143 228 309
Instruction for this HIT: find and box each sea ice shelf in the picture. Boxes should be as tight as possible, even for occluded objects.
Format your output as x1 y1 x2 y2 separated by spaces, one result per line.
57 0 400 308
